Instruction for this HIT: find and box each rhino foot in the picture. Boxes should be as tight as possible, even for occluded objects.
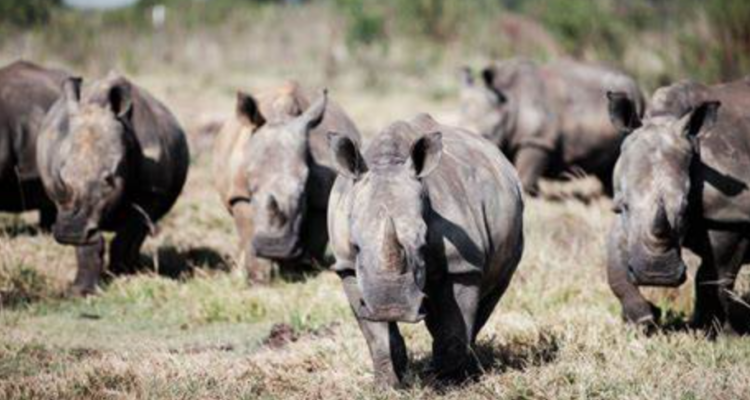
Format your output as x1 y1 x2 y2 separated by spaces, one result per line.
246 256 275 285
67 282 97 297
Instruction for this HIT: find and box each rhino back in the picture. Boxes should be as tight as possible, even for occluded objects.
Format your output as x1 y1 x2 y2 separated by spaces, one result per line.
0 61 68 183
547 61 643 167
128 85 190 220
689 80 750 223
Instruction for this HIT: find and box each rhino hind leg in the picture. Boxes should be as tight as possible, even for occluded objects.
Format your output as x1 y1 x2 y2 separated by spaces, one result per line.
691 259 726 335
692 231 749 335
514 146 549 197
70 237 105 296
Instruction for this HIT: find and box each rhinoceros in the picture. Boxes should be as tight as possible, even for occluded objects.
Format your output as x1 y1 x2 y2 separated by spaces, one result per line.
37 73 189 295
607 78 750 334
0 60 70 228
327 114 524 387
213 82 361 283
459 58 645 196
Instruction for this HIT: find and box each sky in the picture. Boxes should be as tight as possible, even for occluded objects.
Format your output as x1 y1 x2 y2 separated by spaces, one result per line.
63 0 140 9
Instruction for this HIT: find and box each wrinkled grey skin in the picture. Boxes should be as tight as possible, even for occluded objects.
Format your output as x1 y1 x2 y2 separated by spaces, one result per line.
37 73 189 295
328 114 524 387
459 59 645 196
608 79 750 335
213 82 361 283
0 60 70 228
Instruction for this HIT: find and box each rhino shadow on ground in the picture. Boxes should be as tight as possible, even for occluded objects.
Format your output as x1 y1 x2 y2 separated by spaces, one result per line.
407 329 561 392
0 219 42 238
138 246 232 279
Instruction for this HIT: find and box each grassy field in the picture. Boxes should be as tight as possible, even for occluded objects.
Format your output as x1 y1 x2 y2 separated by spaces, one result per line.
0 67 749 399
2 1 750 398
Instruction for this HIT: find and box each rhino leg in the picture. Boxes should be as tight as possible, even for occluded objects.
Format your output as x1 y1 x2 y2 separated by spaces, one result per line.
514 145 549 196
339 272 407 387
109 220 149 275
232 202 273 284
694 231 750 335
302 208 330 267
607 220 660 326
38 205 56 232
70 236 105 296
426 272 481 381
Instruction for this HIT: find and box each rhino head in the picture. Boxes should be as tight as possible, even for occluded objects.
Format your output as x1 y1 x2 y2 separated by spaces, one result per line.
458 66 515 148
50 75 135 245
328 125 443 322
235 89 327 261
608 91 720 287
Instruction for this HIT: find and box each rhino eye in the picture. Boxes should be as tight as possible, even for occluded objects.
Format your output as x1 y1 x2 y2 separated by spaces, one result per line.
613 201 628 214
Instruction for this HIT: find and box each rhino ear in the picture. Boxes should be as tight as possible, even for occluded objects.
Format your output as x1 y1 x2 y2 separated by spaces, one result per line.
459 66 474 87
328 131 366 180
62 76 82 114
480 66 507 104
681 101 720 140
607 91 642 134
108 81 133 121
236 91 265 128
410 131 442 178
298 89 328 132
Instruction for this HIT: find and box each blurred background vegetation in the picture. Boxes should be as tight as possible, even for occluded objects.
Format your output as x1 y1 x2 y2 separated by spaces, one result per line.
1 0 749 92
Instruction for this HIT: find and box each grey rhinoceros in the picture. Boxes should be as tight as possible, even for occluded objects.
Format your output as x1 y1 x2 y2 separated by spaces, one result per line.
0 60 70 228
607 78 750 335
213 82 360 283
327 114 524 387
460 58 645 196
37 73 189 295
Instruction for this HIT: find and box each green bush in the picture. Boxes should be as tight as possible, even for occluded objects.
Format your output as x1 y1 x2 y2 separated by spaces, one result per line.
704 0 750 80
0 0 61 28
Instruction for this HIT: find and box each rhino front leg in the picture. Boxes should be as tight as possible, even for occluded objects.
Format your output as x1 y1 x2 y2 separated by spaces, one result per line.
109 219 149 275
514 145 549 196
426 272 481 381
70 236 105 296
38 205 56 232
607 220 660 326
338 272 407 387
232 202 272 284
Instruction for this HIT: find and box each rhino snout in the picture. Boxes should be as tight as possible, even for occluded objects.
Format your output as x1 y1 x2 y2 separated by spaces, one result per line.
359 276 426 323
252 234 302 260
626 257 687 288
53 210 100 245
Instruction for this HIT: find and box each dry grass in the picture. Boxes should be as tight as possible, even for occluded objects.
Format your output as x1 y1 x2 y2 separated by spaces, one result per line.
1 74 749 399
1 6 749 397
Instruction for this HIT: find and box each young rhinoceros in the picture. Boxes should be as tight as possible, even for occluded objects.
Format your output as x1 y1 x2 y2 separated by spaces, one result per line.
607 79 750 335
327 114 524 387
0 60 71 228
37 73 189 295
459 58 645 196
213 82 360 282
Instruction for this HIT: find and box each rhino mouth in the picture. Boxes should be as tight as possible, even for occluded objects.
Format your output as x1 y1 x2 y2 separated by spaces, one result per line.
356 299 426 323
252 234 303 261
53 213 101 246
356 277 427 323
627 263 687 288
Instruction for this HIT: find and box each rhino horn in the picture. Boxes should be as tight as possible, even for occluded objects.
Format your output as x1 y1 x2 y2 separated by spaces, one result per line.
382 216 405 273
652 200 671 239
